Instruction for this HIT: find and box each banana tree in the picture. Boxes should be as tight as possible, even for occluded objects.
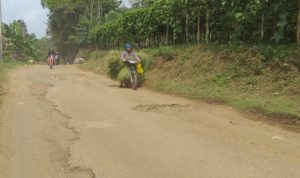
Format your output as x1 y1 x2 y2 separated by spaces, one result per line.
3 20 40 61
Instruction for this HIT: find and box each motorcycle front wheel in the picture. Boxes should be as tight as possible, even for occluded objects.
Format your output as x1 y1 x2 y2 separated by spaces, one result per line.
131 74 137 90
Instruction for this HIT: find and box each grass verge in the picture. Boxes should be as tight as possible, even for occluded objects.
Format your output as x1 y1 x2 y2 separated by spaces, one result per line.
0 61 23 103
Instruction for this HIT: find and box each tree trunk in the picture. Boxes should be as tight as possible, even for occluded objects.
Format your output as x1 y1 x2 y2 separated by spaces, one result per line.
166 24 169 45
172 27 176 45
90 0 94 24
173 24 176 45
100 1 103 24
197 7 201 45
206 9 210 45
261 14 265 40
297 0 300 44
97 0 102 25
186 13 189 44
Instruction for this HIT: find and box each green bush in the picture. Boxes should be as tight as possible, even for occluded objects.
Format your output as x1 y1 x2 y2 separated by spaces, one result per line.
213 73 229 86
154 46 177 61
253 45 299 69
138 52 153 71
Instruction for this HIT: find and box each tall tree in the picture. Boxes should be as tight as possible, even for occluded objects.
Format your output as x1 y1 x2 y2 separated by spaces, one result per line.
297 0 300 44
205 8 209 44
42 0 119 59
197 6 201 45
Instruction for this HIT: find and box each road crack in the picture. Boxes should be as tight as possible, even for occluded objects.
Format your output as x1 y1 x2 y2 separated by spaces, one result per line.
33 81 97 178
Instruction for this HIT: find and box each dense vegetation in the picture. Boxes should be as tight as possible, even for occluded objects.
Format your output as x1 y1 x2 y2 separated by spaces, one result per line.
41 0 120 60
42 0 299 53
90 0 300 48
2 20 42 61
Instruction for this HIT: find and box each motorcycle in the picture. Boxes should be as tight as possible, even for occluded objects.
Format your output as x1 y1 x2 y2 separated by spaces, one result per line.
126 59 138 90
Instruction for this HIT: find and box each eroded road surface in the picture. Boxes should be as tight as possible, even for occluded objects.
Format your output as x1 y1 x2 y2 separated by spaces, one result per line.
0 65 300 178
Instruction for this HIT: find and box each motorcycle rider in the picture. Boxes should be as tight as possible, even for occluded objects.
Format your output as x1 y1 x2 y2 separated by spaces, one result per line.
47 48 56 64
119 43 141 88
120 43 141 62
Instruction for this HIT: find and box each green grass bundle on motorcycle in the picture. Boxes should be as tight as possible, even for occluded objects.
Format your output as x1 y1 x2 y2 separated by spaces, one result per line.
108 59 126 80
107 56 150 86
117 67 131 83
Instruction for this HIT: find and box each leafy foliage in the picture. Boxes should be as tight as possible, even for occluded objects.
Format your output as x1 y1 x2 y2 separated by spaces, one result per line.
43 0 299 61
42 0 120 60
3 20 41 61
87 0 299 48
154 46 177 61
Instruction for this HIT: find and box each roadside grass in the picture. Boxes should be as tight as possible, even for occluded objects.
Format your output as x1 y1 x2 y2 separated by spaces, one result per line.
148 79 300 117
77 50 119 75
0 60 23 102
0 61 23 83
77 45 300 120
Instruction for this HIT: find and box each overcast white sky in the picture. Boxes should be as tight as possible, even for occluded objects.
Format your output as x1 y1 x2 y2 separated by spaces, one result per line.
3 0 49 38
2 0 130 39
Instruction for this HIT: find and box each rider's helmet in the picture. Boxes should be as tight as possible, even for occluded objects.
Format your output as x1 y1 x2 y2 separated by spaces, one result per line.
125 43 132 53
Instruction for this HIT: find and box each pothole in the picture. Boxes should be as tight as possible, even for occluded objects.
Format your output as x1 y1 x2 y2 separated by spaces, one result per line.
132 104 196 113
29 83 48 97
49 74 63 81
